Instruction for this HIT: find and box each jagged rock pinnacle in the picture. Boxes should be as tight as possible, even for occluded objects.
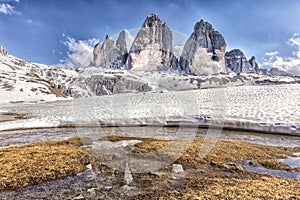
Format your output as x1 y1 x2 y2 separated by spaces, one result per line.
0 45 9 56
180 19 227 75
127 14 174 71
142 14 163 28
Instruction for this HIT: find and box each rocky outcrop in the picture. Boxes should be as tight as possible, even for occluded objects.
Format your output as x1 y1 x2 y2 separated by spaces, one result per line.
92 42 101 66
82 73 152 96
225 49 259 73
225 49 252 73
92 33 128 68
260 67 293 76
180 19 227 75
127 14 175 71
248 56 260 73
113 78 151 94
0 45 9 56
116 31 127 55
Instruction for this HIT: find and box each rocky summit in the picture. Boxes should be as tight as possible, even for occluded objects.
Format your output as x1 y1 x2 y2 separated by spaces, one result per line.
91 14 268 75
92 34 127 69
225 49 255 73
127 14 175 71
248 56 260 73
179 19 227 75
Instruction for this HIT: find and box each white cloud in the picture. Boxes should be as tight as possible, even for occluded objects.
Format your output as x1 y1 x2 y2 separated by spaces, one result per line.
0 3 16 15
261 34 300 76
57 36 99 68
265 51 279 56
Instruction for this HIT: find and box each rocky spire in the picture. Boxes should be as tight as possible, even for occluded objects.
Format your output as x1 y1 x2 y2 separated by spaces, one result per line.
0 45 9 56
116 30 127 55
225 49 252 73
93 42 101 66
142 13 162 28
180 19 227 75
248 56 260 73
225 49 259 74
93 33 127 68
127 14 175 71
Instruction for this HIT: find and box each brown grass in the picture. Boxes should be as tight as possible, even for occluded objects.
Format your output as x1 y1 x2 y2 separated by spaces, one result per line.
2 112 26 120
102 135 298 170
172 138 296 169
169 175 300 199
0 138 95 193
130 137 300 199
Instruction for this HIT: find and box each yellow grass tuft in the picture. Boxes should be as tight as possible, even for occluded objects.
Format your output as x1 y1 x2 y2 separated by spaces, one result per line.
0 138 95 193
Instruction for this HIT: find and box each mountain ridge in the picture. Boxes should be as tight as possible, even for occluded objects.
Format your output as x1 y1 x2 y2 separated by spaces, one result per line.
0 14 299 104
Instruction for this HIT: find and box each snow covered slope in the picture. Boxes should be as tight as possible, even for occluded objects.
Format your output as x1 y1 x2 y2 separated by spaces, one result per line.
1 47 300 105
1 84 299 135
0 54 76 103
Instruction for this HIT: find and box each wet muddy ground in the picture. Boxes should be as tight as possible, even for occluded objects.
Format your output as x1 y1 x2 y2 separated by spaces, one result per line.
0 127 300 199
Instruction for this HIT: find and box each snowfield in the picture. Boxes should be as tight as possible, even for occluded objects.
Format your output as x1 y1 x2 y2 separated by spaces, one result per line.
0 83 299 135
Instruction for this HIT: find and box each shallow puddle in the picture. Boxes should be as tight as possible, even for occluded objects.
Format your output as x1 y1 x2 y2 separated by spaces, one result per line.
278 153 300 169
1 126 300 149
245 164 300 179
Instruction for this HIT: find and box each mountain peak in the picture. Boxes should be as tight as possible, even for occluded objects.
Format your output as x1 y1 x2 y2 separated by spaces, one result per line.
194 19 213 32
142 13 163 28
0 45 9 56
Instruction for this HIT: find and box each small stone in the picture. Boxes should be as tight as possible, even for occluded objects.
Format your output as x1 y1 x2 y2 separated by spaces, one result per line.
73 194 85 200
249 160 259 167
104 186 112 190
86 164 92 170
172 164 184 174
222 162 244 172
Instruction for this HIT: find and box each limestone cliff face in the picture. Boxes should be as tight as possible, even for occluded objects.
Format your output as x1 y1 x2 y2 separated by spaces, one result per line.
92 42 101 66
92 33 128 69
126 14 175 71
225 49 252 73
180 19 227 75
225 49 260 73
249 56 260 74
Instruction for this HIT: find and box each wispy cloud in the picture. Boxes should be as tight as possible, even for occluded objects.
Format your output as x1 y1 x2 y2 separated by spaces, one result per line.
0 0 20 2
261 33 300 76
56 36 99 68
264 51 279 56
0 3 19 15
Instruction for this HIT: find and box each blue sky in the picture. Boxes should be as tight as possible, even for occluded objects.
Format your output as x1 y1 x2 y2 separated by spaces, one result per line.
1 0 300 74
